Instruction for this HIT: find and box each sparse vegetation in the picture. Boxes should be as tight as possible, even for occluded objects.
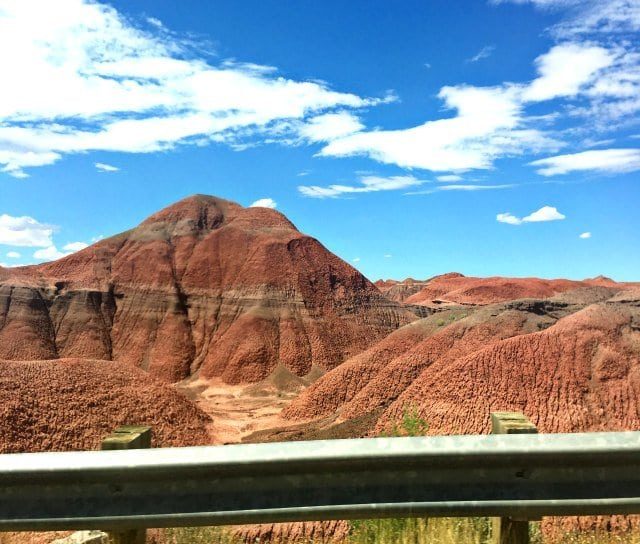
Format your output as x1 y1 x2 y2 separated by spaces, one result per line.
158 526 238 543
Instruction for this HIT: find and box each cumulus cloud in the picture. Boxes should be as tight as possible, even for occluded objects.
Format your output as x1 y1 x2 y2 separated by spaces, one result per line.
497 205 566 225
530 148 640 175
299 175 425 198
249 198 277 209
579 231 592 238
0 214 54 247
33 245 68 261
6 251 20 258
0 0 378 177
32 241 87 262
523 43 614 102
95 162 119 172
298 112 364 142
63 241 89 252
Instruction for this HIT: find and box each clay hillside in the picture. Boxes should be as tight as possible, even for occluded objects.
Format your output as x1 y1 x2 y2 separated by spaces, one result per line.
0 195 415 384
378 272 627 306
282 285 640 440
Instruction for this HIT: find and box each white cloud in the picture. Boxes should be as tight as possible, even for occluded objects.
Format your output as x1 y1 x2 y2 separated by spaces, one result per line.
352 257 361 263
0 0 377 177
524 205 566 222
492 0 640 35
318 36 640 174
523 43 614 102
299 175 425 199
410 183 513 195
384 254 392 258
0 214 54 247
496 212 524 225
530 148 640 175
435 184 514 191
6 251 20 258
63 241 89 252
319 85 559 172
95 162 119 172
467 45 495 63
497 205 566 225
33 245 68 261
249 198 277 209
579 231 592 238
436 174 464 182
298 112 363 142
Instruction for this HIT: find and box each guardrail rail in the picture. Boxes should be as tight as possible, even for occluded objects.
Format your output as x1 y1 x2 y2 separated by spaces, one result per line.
2 413 640 544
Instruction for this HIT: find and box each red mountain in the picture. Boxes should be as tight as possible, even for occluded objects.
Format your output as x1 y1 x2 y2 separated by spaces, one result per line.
0 195 415 383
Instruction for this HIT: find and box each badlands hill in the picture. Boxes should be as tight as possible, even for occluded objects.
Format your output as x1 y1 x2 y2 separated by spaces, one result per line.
283 286 640 439
377 272 627 307
0 195 414 384
0 358 212 453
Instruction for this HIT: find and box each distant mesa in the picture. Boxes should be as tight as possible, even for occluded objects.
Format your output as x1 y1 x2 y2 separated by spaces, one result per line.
380 273 627 307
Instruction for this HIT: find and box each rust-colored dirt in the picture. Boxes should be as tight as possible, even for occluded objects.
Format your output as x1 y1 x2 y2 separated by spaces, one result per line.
0 195 415 385
0 358 211 453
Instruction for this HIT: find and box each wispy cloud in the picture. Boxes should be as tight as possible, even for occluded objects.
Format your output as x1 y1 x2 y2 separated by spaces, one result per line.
497 205 566 225
299 175 425 198
491 0 640 35
579 231 592 239
467 45 495 63
95 162 119 172
249 198 277 209
6 251 20 259
0 0 381 178
530 148 640 175
409 183 514 195
436 174 464 182
318 40 617 173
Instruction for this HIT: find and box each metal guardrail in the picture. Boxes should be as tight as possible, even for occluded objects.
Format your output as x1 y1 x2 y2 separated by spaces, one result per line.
2 430 640 532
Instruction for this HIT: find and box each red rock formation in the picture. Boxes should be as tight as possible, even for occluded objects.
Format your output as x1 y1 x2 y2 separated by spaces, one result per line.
378 296 640 435
0 358 211 453
284 301 560 421
403 273 634 307
285 286 640 433
282 289 640 540
0 195 415 384
375 277 431 302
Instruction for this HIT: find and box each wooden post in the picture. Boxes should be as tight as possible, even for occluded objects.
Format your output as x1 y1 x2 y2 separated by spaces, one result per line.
101 426 152 544
490 412 538 544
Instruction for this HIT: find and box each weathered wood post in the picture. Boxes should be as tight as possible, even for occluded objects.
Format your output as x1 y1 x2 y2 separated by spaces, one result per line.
101 426 152 544
490 412 538 544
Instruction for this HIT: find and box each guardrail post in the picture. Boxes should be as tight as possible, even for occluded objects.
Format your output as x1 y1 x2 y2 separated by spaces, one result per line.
490 412 538 544
101 426 152 544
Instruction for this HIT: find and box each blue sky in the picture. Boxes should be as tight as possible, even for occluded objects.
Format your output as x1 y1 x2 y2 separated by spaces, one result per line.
0 0 639 280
